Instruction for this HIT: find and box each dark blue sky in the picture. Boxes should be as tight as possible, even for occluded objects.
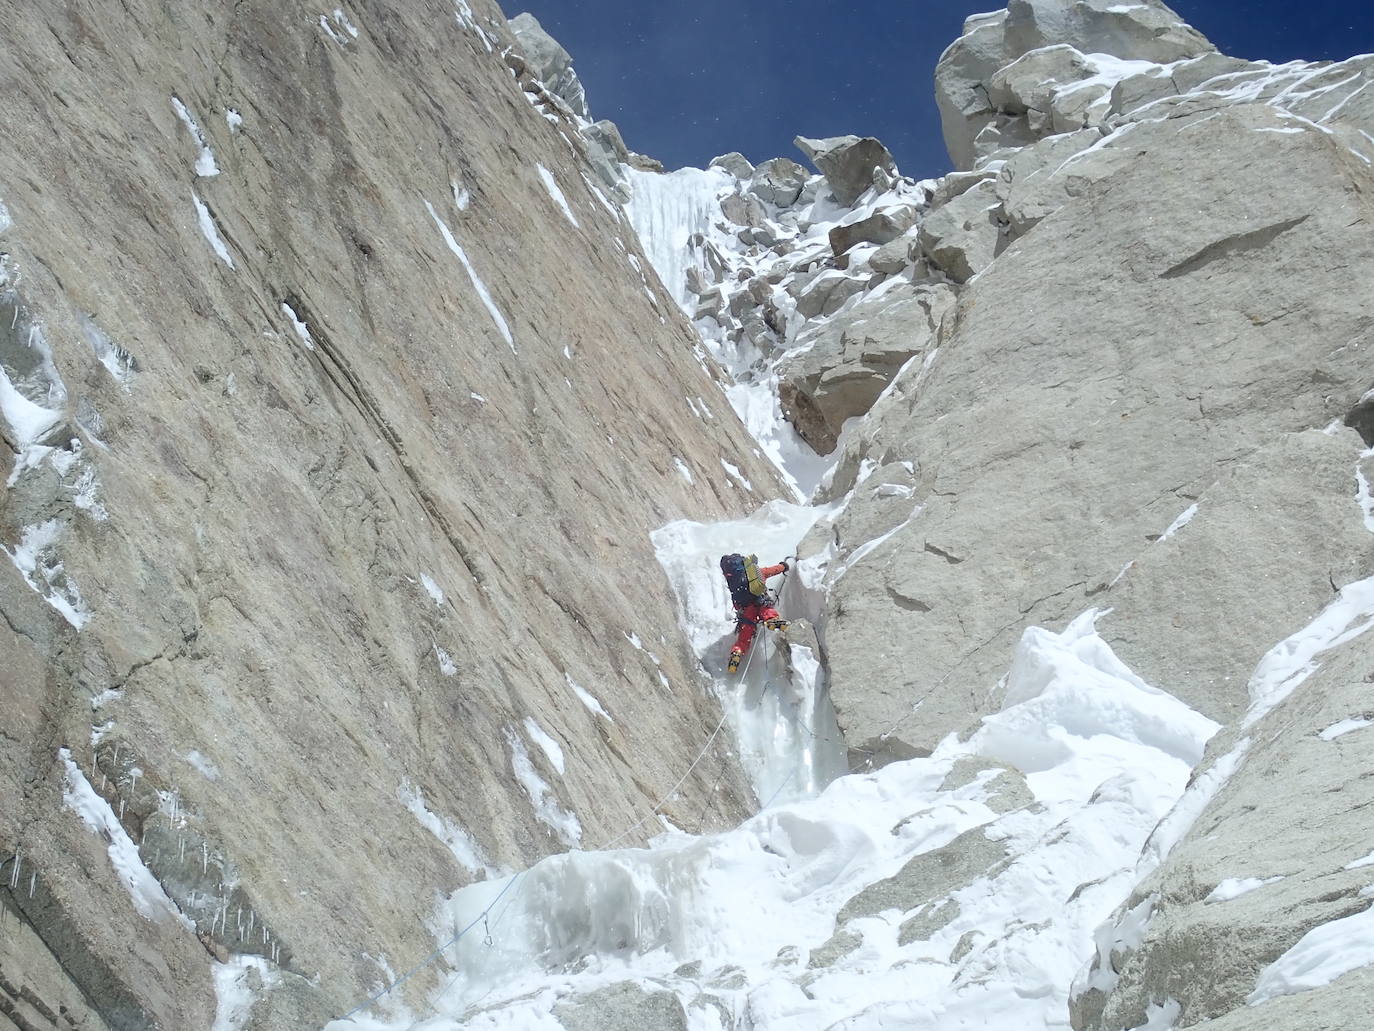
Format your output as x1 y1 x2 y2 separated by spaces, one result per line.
505 1 1374 179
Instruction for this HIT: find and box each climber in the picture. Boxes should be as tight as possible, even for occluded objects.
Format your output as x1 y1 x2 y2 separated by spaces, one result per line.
718 553 791 673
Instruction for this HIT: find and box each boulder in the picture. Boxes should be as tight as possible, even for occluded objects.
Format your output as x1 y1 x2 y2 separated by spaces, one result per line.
935 1 1213 169
935 10 1013 171
508 12 590 120
812 104 1374 762
792 270 869 320
917 179 1005 282
720 190 769 228
988 45 1095 117
868 232 917 274
580 119 632 203
554 981 689 1031
795 135 898 206
748 157 810 207
931 167 1000 207
779 283 955 454
709 151 755 179
829 204 919 256
1002 0 1214 66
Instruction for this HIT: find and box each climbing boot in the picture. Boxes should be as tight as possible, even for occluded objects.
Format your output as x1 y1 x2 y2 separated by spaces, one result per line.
727 649 743 674
764 618 789 632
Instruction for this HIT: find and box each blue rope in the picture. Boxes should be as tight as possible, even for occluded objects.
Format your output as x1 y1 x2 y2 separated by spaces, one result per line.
335 871 523 1022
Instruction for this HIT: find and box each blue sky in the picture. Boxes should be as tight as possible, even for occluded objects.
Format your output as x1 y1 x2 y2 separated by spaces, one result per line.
504 1 1374 178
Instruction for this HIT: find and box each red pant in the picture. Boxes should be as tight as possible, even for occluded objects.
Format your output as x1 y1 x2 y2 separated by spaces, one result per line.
732 602 780 655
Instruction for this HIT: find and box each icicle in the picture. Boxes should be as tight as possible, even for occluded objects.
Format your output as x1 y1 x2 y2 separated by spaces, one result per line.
247 909 255 937
201 842 208 874
118 798 125 820
178 836 186 863
8 851 19 890
28 871 35 898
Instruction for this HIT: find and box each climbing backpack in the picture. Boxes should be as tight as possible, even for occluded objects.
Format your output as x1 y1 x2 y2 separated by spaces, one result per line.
720 553 768 608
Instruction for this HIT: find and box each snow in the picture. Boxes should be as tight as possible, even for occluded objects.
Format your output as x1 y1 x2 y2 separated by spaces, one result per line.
419 572 445 606
0 198 11 233
398 779 495 877
567 674 613 723
1319 716 1372 740
1204 876 1283 903
536 164 579 227
194 194 235 268
61 748 193 928
226 109 243 132
1344 850 1374 870
1248 904 1374 1004
338 594 1218 1030
424 200 515 353
523 718 566 775
673 457 694 484
507 730 581 847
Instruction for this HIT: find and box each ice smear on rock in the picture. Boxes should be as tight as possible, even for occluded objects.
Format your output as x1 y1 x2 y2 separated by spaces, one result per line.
424 200 515 353
61 749 192 927
212 956 279 1031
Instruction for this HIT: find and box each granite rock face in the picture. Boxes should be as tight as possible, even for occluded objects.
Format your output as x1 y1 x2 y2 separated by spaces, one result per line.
795 135 898 207
813 102 1374 760
0 1 781 1026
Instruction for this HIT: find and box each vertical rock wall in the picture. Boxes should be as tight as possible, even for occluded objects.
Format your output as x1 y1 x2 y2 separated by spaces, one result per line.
0 0 785 1024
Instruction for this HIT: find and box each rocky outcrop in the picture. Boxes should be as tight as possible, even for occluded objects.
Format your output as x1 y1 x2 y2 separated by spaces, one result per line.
812 100 1374 761
508 11 589 120
749 158 811 207
779 284 954 455
795 135 897 207
0 1 782 1026
1072 627 1374 1031
935 0 1214 169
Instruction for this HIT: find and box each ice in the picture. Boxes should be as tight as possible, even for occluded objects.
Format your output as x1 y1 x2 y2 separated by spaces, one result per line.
226 109 242 132
212 956 278 1031
673 457 694 484
507 730 581 847
566 674 613 723
1246 572 1374 727
536 164 579 227
0 198 11 233
186 750 221 781
1319 716 1372 740
1204 876 1283 903
1158 502 1198 541
345 601 1219 1030
624 165 733 312
523 717 566 775
171 96 220 177
720 459 753 492
0 363 62 447
80 313 136 386
1248 903 1374 1003
1345 850 1374 870
194 194 235 268
399 779 495 878
4 519 91 628
434 645 457 676
419 572 444 606
61 749 193 928
424 200 515 353
280 302 314 350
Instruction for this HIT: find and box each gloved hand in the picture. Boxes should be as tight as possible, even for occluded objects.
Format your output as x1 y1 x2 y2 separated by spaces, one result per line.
780 559 790 572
